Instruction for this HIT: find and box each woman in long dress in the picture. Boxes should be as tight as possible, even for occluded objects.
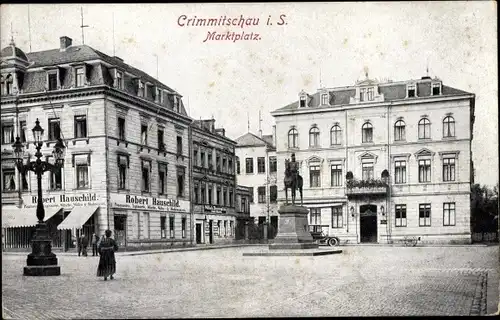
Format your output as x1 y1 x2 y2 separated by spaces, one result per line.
97 229 119 281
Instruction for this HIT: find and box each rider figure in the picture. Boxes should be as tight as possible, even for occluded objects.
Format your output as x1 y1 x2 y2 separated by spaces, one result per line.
289 153 299 181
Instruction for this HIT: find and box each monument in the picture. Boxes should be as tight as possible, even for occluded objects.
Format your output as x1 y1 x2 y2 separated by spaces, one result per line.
243 153 342 256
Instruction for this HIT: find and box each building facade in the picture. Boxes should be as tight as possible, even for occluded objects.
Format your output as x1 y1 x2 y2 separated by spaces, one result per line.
235 185 252 240
235 131 279 230
191 119 237 244
271 76 475 244
1 36 193 250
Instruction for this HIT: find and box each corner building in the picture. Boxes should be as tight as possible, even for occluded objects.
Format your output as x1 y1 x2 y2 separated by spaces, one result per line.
271 76 474 244
1 36 192 250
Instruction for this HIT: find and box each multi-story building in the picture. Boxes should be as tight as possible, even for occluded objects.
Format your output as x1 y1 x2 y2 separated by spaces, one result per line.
1 36 192 250
271 76 475 244
235 130 279 230
191 119 237 244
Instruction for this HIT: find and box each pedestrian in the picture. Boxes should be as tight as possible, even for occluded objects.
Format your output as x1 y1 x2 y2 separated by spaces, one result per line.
91 232 99 256
77 234 82 256
97 229 119 281
81 234 89 257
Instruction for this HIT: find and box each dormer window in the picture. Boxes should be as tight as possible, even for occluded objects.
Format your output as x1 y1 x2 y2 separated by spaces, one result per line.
299 95 307 108
156 88 162 103
359 88 366 102
48 72 58 91
75 67 85 87
407 84 416 98
432 82 441 95
367 87 374 101
115 71 123 90
138 81 144 97
321 93 329 105
4 74 13 94
173 96 179 112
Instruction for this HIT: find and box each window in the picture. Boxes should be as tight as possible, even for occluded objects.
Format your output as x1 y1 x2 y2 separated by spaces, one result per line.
418 159 431 183
432 83 441 95
229 189 233 207
207 153 213 170
309 165 321 187
169 216 175 238
360 88 366 102
138 81 145 97
419 204 431 226
19 120 26 143
141 161 150 192
331 164 342 186
200 184 206 204
74 115 87 138
216 186 221 205
118 117 126 140
258 186 266 203
193 149 198 167
310 208 321 225
443 116 455 138
158 164 167 194
48 118 61 140
48 73 58 91
141 125 148 145
395 204 407 227
223 188 227 206
362 161 374 181
161 216 167 238
443 202 455 226
442 157 455 182
50 167 62 190
2 168 15 191
330 125 341 145
367 87 374 101
217 220 222 236
118 158 127 190
418 118 431 139
215 154 221 171
194 184 199 204
241 198 247 213
143 212 150 239
4 75 13 95
224 221 228 237
394 160 406 184
394 120 405 141
230 221 234 236
269 156 277 173
407 84 416 98
177 166 185 197
182 217 187 238
249 187 254 203
309 127 320 148
176 136 183 156
245 158 253 174
75 67 85 87
288 128 298 148
116 71 123 90
257 157 265 173
208 185 213 205
236 159 240 174
362 122 373 143
299 95 306 108
331 206 342 228
270 185 277 203
200 150 205 168
158 129 165 151
321 93 329 105
222 157 227 173
2 123 14 144
228 158 233 174
76 164 89 189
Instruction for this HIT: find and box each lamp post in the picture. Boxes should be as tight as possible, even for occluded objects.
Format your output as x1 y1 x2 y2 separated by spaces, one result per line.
12 118 66 276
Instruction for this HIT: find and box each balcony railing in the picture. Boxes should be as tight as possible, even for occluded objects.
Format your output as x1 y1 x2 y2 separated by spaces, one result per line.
346 179 388 196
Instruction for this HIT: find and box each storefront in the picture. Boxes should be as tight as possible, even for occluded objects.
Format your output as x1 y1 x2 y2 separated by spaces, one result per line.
109 193 192 249
194 204 236 245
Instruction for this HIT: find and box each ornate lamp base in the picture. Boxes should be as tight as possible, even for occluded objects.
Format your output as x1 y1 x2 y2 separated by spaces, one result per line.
24 223 61 276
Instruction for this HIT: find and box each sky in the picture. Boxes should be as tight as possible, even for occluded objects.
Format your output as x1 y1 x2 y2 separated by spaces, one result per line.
1 2 498 187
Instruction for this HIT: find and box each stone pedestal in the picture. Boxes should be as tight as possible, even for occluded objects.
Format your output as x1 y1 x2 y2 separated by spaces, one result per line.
269 205 318 250
24 223 61 276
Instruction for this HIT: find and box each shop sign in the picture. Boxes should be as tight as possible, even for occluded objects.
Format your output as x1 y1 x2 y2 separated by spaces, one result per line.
203 205 226 213
22 193 106 209
110 193 190 212
380 219 387 224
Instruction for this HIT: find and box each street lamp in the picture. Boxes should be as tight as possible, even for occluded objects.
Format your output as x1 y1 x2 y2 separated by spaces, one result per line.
12 118 66 276
380 205 385 216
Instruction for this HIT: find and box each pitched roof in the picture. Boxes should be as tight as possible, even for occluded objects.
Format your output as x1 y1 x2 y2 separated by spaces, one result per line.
235 132 272 147
273 79 473 113
261 134 274 146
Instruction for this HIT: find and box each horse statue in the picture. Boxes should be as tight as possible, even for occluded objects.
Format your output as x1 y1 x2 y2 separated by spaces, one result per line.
284 154 303 205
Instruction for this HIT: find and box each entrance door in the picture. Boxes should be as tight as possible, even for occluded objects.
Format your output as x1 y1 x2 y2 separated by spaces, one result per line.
114 215 127 247
208 220 214 244
196 223 202 244
359 204 377 243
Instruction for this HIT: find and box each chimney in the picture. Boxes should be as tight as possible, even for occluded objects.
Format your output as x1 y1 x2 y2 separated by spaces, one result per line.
60 36 72 51
272 125 276 147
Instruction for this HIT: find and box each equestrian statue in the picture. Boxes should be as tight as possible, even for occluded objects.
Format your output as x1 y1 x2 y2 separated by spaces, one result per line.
284 153 303 206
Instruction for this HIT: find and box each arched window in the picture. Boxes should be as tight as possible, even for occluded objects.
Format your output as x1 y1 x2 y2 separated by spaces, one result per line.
362 122 373 143
418 118 431 139
443 116 455 137
288 128 298 148
330 125 342 145
309 126 320 147
394 120 406 141
5 74 13 95
0 76 4 95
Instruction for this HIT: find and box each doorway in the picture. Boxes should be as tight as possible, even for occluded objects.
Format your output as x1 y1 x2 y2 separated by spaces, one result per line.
114 214 127 247
208 220 214 244
359 204 377 243
196 223 202 244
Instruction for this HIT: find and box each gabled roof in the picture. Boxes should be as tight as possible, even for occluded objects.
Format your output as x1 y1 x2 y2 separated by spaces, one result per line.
235 132 273 148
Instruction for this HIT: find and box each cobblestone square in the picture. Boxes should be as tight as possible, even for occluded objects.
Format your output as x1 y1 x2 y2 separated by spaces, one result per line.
2 245 498 318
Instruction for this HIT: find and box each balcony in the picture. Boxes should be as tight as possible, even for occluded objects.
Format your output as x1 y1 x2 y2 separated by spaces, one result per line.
346 179 388 197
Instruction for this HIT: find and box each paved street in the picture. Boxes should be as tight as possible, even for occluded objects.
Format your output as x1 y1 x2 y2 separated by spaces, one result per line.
2 245 498 318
